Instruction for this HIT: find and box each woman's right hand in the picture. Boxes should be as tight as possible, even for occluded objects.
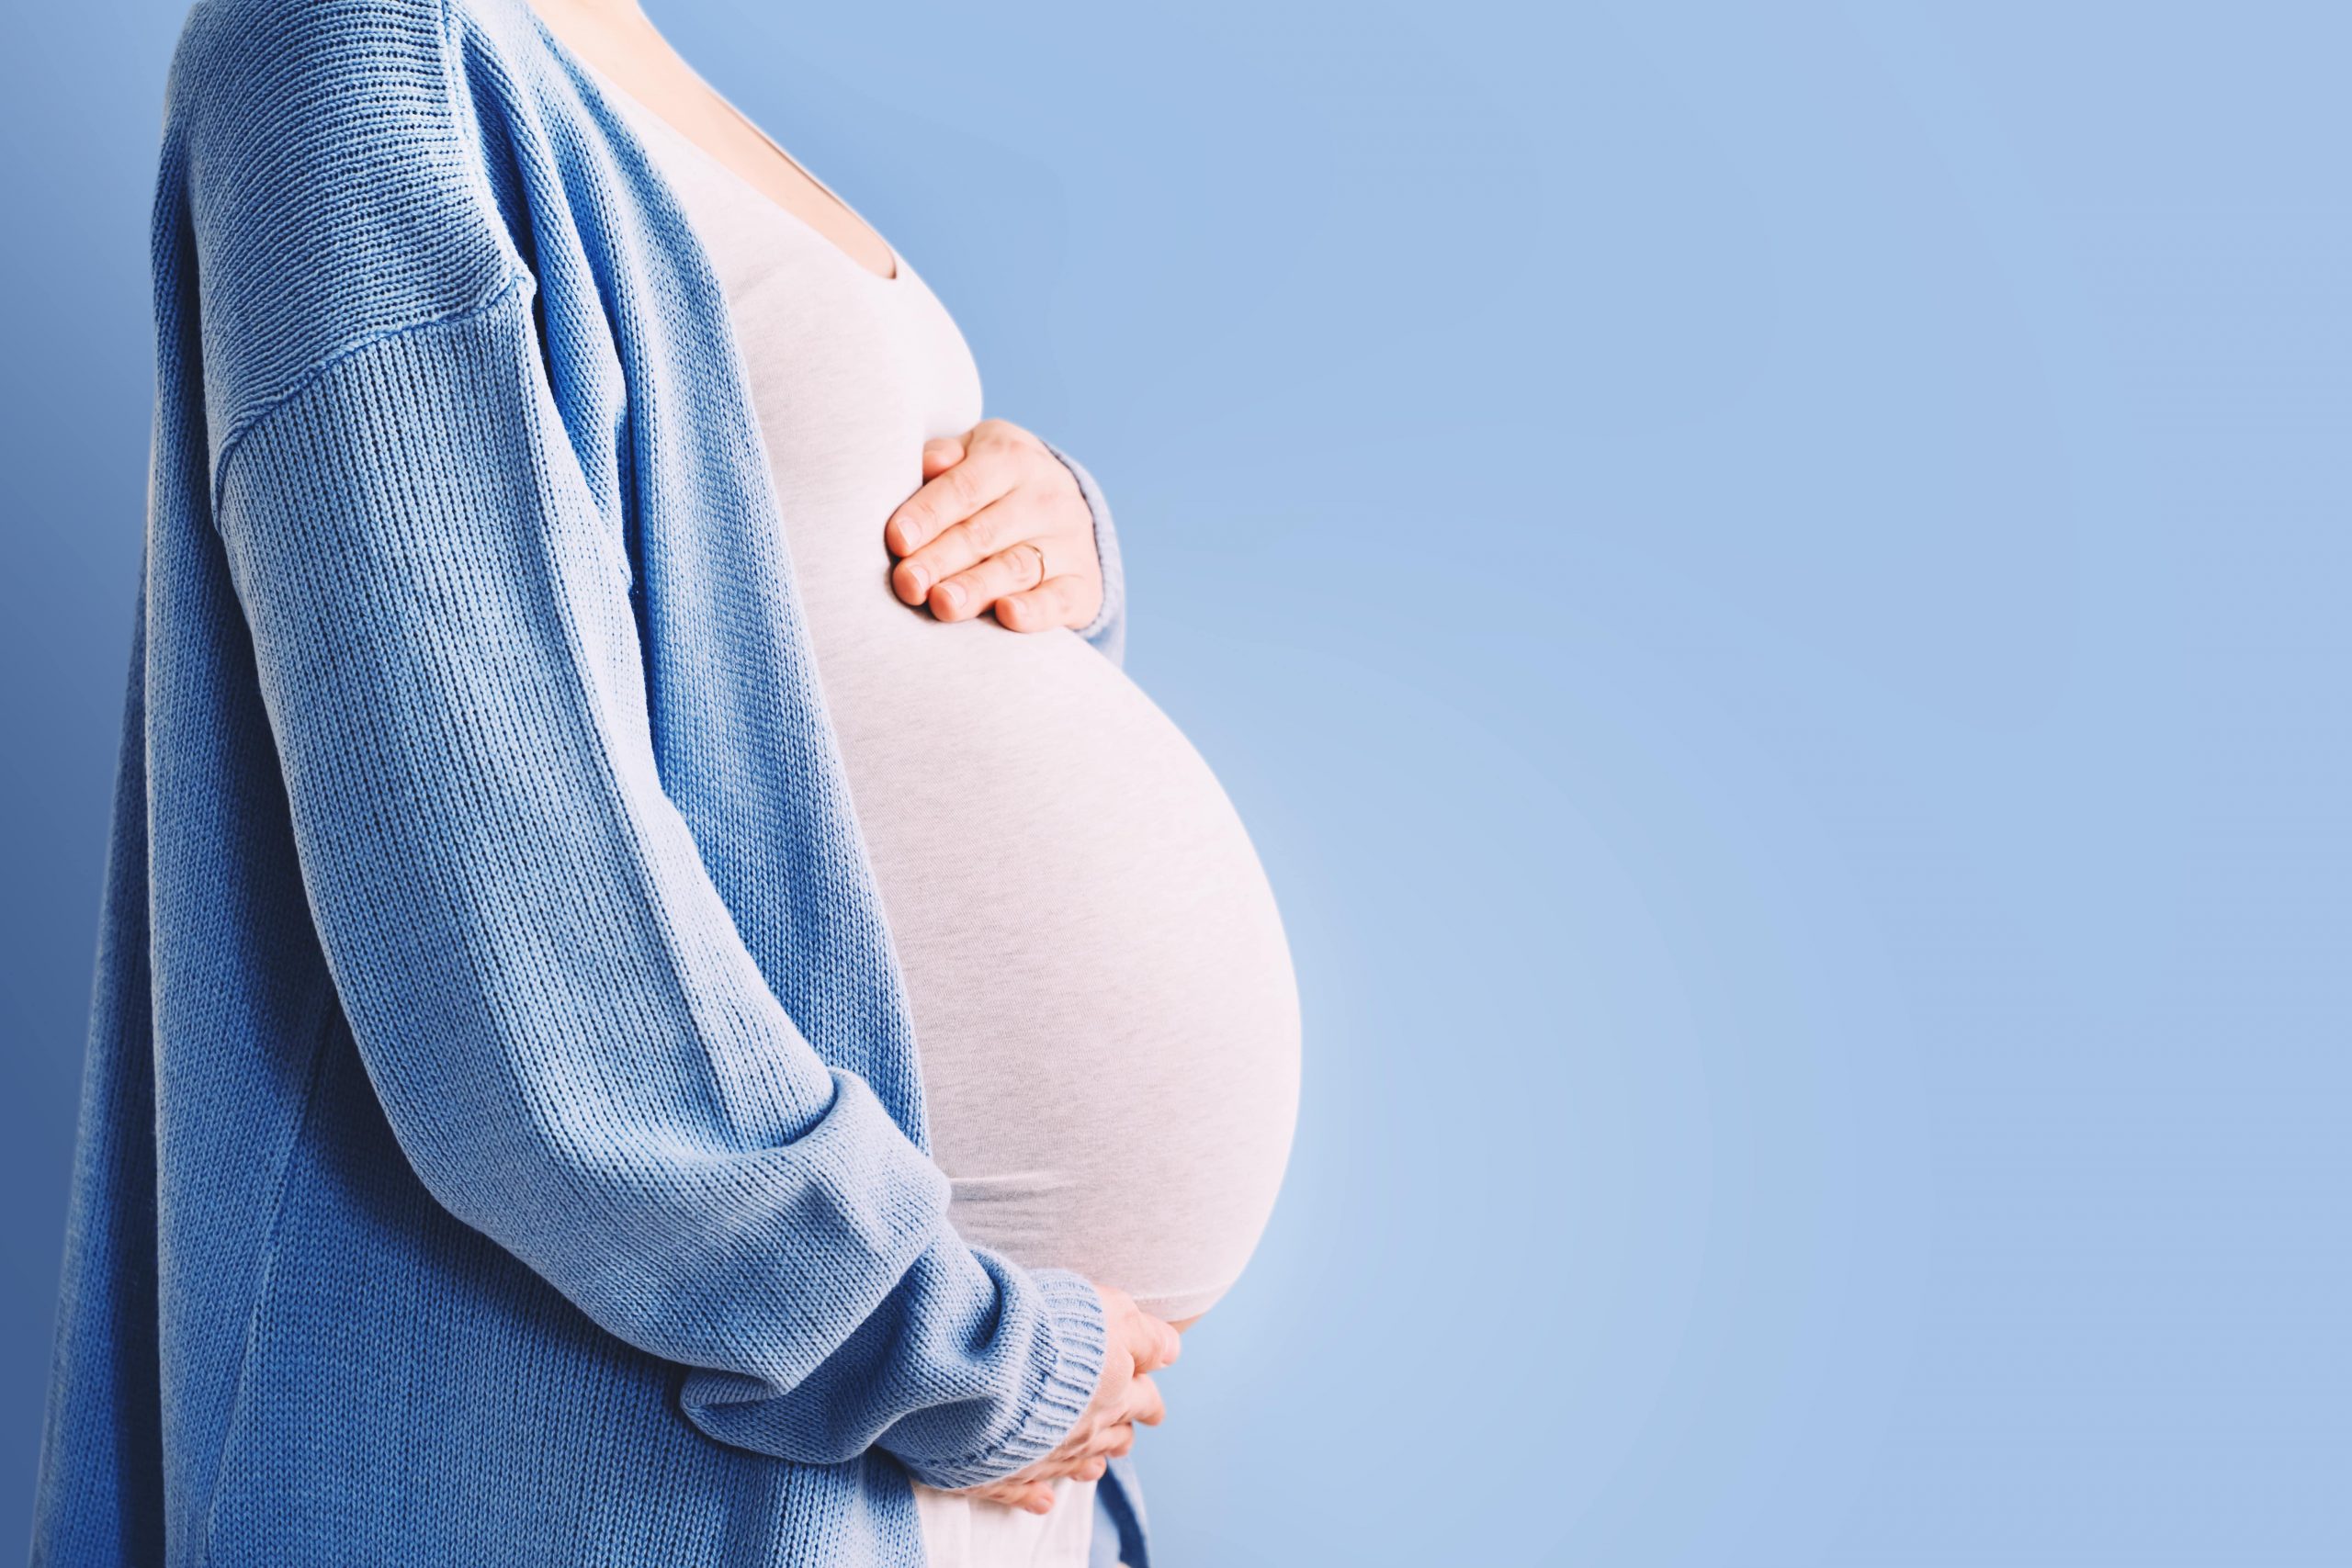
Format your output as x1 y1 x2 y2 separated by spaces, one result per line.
946 1283 1182 1515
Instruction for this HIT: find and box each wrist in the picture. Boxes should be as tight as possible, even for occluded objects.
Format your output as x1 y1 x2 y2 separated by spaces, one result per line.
902 1267 1108 1489
1036 437 1125 654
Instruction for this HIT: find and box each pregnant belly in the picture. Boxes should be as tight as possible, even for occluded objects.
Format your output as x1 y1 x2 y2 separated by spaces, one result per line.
811 615 1302 1324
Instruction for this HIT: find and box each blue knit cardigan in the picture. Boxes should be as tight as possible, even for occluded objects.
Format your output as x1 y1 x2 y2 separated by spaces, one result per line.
31 0 1155 1562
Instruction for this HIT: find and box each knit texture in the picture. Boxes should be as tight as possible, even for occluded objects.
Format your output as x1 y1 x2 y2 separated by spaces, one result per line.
31 0 1141 1563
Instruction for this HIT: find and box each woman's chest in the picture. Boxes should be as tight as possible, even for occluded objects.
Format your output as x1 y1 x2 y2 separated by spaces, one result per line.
605 76 985 592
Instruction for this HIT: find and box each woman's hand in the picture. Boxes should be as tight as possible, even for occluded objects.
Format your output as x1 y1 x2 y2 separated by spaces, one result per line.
946 1283 1182 1515
886 419 1105 633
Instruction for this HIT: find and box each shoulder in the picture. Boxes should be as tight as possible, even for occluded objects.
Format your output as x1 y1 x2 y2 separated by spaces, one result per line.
169 0 461 141
166 0 516 283
164 0 534 460
165 0 554 196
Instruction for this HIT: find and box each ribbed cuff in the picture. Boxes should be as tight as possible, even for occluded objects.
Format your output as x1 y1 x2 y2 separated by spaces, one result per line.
915 1268 1109 1488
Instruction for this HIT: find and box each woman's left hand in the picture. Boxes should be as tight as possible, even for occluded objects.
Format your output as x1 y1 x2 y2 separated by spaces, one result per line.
885 419 1105 633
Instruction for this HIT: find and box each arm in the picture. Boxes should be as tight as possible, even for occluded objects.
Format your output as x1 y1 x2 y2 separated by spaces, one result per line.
209 273 1105 1488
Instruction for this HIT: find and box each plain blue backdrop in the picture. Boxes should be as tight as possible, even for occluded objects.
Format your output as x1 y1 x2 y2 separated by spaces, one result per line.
5 1 2346 1562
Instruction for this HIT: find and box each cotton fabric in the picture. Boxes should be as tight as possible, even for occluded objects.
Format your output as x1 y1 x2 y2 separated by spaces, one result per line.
574 63 1189 1568
580 51 1297 1344
912 1475 1102 1568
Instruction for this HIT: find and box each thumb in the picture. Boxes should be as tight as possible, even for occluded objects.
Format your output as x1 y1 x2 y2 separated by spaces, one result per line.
1125 1312 1182 1374
922 435 966 477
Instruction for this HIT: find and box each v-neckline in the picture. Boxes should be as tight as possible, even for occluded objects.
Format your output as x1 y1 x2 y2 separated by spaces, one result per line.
548 32 902 286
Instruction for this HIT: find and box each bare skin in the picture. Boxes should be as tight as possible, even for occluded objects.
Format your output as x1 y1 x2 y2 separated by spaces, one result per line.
526 0 1180 1515
526 0 899 280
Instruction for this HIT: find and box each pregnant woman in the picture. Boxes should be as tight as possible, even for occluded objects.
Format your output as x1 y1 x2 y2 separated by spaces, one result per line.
30 0 1298 1565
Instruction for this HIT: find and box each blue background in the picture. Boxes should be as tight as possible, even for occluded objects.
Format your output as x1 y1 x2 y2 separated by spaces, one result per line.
5 1 2346 1562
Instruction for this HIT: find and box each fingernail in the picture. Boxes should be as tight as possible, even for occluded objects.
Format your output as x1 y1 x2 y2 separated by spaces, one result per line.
939 584 964 613
904 566 928 597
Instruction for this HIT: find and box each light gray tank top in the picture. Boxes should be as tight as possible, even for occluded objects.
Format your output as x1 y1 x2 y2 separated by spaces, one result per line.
585 61 1299 1325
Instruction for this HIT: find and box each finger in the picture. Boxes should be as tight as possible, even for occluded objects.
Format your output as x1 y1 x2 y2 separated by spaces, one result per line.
1122 1373 1167 1428
1013 1447 1105 1483
1087 1420 1135 1459
887 444 1022 562
899 495 1033 613
1125 1312 1182 1375
963 1476 1057 1513
994 1482 1054 1515
1004 1450 1086 1484
927 539 1049 625
995 571 1101 634
921 434 967 479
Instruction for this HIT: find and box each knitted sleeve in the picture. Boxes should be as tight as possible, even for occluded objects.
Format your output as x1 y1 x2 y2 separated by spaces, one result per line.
208 270 1107 1489
1038 438 1127 668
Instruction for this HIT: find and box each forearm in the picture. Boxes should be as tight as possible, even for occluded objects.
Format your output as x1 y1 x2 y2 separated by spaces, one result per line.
685 1242 1108 1485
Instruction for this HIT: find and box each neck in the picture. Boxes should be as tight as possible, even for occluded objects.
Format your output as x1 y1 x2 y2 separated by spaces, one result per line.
528 0 651 30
